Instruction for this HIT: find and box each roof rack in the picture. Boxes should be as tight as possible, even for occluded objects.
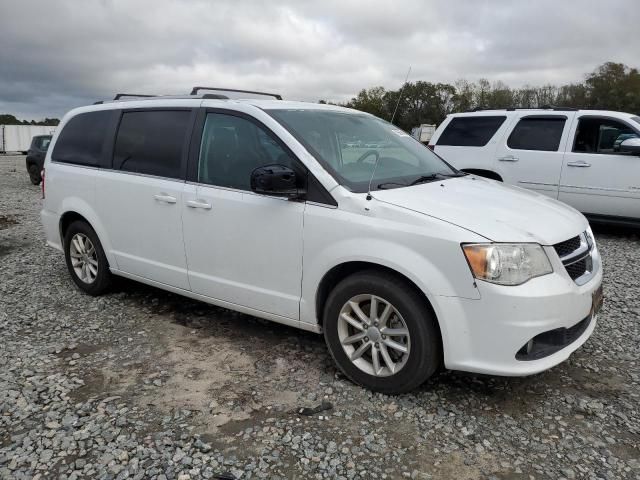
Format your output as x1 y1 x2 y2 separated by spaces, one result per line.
114 93 157 100
92 87 282 105
201 93 229 99
190 87 282 100
93 93 158 105
467 106 578 112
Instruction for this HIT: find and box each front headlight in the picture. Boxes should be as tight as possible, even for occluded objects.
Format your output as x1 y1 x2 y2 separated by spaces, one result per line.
462 243 553 286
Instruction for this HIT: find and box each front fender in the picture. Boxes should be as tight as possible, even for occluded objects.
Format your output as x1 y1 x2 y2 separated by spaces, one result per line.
300 203 482 329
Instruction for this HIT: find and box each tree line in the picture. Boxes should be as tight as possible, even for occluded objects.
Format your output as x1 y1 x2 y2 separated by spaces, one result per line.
0 114 60 126
328 62 640 132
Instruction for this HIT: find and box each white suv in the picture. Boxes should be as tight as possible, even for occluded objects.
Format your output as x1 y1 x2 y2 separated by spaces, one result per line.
41 89 603 393
429 108 640 226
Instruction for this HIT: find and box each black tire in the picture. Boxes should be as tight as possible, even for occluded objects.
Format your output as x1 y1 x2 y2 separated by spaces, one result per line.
28 164 41 185
323 270 441 394
63 220 112 295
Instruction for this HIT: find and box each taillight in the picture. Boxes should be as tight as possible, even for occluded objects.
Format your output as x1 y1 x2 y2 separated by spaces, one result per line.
41 168 45 199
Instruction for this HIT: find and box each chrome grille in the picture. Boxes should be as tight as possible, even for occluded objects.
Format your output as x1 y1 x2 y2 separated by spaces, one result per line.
565 257 588 281
553 231 596 285
553 235 581 258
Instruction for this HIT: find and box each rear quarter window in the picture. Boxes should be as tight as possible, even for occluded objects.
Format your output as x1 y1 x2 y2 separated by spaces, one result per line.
52 111 111 166
436 116 506 147
507 117 566 152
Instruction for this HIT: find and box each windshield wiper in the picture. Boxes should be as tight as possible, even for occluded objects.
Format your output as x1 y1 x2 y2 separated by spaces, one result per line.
378 172 467 190
439 172 468 177
409 174 441 186
377 181 409 190
410 172 469 186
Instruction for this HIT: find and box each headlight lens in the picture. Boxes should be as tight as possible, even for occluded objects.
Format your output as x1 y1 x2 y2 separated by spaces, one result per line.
462 243 553 285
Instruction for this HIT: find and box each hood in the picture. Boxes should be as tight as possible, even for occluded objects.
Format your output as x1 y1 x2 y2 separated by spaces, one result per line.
372 176 588 245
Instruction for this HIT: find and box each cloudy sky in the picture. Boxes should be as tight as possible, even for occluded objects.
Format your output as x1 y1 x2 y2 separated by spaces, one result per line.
1 0 639 120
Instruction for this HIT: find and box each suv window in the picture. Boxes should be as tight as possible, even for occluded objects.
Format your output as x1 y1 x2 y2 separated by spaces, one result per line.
31 136 50 150
507 117 566 151
52 111 111 166
436 116 506 147
573 117 639 154
114 110 190 178
198 113 295 190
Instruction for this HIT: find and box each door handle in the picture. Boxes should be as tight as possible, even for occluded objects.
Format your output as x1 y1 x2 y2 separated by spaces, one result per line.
567 161 591 168
186 199 212 210
154 194 177 204
498 155 519 162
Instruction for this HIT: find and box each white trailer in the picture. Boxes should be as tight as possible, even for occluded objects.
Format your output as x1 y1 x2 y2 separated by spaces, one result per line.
0 125 57 153
410 124 436 144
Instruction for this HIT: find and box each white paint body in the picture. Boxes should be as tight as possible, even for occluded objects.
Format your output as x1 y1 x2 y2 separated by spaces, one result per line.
1 125 57 152
42 98 603 377
430 109 640 222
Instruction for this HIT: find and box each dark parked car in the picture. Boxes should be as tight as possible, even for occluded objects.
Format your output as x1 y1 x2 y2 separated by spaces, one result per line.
25 135 51 185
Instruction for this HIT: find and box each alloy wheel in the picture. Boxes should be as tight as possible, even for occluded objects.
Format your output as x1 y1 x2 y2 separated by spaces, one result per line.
69 233 98 284
337 294 411 377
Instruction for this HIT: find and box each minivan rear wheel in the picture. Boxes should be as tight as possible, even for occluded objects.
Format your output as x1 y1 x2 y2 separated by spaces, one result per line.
63 220 112 295
323 271 440 394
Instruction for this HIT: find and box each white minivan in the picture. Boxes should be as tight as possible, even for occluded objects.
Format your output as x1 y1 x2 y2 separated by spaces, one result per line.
41 89 603 393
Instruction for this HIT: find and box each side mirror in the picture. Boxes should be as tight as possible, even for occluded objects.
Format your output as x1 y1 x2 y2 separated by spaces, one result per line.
250 164 303 199
620 137 640 155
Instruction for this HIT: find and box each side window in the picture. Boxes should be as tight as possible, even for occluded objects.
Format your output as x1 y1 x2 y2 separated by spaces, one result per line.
198 113 295 190
113 110 190 178
40 137 51 150
573 117 639 154
51 111 111 166
436 116 506 147
507 117 566 151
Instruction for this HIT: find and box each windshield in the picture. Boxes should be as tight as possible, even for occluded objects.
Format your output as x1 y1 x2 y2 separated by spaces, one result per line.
267 109 457 192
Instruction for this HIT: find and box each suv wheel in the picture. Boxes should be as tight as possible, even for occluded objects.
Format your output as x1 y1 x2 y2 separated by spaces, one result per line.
63 220 112 295
28 164 41 185
323 271 441 394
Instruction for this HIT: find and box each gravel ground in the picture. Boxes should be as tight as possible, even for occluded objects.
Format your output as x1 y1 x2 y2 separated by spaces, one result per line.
1 154 639 480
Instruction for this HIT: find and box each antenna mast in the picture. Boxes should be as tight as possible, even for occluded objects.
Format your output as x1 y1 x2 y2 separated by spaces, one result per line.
391 66 412 124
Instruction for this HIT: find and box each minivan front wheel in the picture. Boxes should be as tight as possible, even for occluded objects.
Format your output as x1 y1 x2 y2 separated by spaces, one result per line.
64 220 112 295
324 271 441 394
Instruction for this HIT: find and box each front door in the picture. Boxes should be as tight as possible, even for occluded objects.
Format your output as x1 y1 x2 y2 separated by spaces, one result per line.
559 115 640 219
494 114 572 198
182 110 304 319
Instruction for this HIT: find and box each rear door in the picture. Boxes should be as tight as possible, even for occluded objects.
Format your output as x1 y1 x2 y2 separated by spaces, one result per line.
181 109 305 319
493 113 573 197
558 114 640 219
95 108 196 289
431 114 507 171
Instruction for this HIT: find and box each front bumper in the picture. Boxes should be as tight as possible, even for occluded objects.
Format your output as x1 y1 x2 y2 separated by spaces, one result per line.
434 245 603 376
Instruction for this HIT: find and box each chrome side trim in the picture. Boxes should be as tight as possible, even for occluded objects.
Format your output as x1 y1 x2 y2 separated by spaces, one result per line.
517 181 558 187
560 184 631 193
